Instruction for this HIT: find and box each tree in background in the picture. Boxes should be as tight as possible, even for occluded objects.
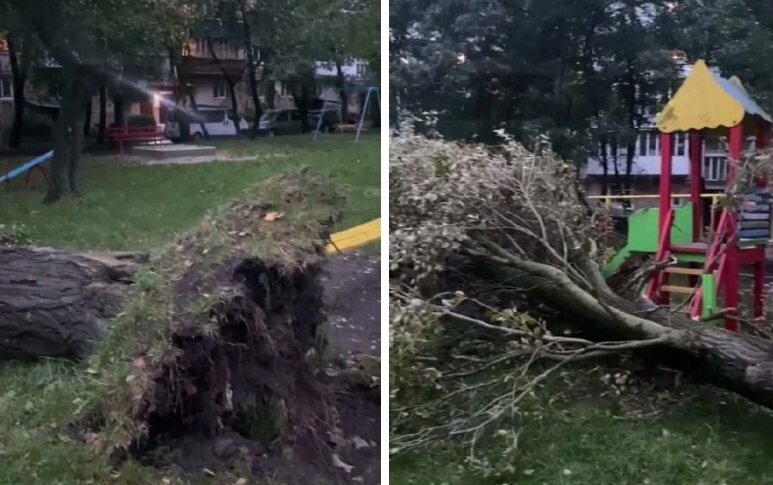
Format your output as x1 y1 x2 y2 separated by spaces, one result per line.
0 0 200 202
390 0 773 189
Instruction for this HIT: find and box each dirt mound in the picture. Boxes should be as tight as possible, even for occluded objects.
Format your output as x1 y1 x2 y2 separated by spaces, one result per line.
70 171 382 482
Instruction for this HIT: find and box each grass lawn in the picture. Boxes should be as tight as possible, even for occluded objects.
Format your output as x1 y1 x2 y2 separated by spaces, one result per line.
0 134 379 484
391 368 773 485
0 134 380 251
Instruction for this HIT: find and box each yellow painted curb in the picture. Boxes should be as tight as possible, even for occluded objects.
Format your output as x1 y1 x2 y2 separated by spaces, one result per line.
326 218 381 253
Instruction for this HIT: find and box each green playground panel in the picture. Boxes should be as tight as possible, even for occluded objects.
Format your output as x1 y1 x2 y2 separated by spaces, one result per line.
603 202 741 323
604 203 695 275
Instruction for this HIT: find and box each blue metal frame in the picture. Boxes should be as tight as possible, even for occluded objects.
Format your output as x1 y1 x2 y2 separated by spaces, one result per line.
312 86 380 142
0 150 53 184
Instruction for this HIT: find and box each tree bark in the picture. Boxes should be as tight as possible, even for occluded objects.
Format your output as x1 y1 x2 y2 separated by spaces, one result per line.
97 81 107 144
7 35 26 150
44 68 91 203
0 247 147 359
206 36 242 136
112 89 125 126
187 91 210 139
336 61 349 124
478 246 773 411
83 97 92 138
238 0 263 140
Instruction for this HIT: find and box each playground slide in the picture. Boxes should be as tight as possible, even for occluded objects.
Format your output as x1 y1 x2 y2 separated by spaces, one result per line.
326 218 381 253
0 150 53 184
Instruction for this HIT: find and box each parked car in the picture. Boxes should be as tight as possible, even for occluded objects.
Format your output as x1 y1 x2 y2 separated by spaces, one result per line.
165 107 249 140
257 108 341 136
257 109 302 136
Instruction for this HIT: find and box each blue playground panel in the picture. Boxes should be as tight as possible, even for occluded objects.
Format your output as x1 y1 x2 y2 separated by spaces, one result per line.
0 151 53 184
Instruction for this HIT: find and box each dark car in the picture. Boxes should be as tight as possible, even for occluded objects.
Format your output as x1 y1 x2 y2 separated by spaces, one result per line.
257 109 302 136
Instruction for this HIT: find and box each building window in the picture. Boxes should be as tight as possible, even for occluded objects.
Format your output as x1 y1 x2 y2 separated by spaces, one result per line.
0 75 12 99
648 132 658 155
356 63 367 78
637 131 661 157
213 79 227 98
675 133 686 156
703 156 728 182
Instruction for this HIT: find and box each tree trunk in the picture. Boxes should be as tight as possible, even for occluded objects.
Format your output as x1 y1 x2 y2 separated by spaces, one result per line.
83 97 92 138
206 36 242 136
97 81 107 144
599 136 609 196
7 35 26 150
238 0 263 139
336 61 349 124
298 82 311 133
478 247 773 411
44 68 91 203
188 92 209 139
0 247 147 359
113 91 125 126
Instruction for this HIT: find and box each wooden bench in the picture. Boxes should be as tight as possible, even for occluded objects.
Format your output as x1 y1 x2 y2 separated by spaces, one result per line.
106 126 166 153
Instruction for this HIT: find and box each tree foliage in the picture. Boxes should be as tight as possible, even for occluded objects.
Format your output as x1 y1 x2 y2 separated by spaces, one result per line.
390 0 773 176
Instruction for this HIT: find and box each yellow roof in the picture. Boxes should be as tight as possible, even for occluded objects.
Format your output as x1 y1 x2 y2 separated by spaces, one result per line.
656 60 771 133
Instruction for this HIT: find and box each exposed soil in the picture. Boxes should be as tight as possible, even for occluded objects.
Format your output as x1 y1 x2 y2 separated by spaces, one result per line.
160 252 381 484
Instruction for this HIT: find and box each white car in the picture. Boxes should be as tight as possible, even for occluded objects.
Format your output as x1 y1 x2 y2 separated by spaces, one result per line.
165 108 249 140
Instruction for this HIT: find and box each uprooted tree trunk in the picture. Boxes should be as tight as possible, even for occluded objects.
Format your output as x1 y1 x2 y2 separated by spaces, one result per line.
475 244 773 409
74 171 344 458
0 248 147 359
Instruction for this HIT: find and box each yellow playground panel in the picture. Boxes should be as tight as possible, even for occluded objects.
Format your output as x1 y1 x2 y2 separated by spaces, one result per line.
326 218 381 253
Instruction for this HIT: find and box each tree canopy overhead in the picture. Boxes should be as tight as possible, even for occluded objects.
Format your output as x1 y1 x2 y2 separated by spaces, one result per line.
390 0 773 174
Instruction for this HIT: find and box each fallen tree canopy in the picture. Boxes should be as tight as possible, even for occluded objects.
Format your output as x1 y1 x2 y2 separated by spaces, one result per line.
0 248 147 359
389 128 773 452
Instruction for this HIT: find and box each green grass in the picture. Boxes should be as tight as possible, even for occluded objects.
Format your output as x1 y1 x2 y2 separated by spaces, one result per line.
0 134 380 484
391 369 773 485
0 134 380 251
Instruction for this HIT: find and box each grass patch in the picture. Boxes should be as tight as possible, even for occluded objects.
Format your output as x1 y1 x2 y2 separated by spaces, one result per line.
0 135 379 251
390 367 773 484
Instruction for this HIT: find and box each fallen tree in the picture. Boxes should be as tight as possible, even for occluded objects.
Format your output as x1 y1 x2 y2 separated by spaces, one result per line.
1 172 378 481
389 127 773 452
0 247 147 359
62 170 346 460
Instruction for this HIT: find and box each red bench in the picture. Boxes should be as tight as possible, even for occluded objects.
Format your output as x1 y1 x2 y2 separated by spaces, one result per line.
106 125 166 153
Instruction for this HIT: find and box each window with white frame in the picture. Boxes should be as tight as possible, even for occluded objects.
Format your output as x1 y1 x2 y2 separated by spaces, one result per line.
0 75 12 99
703 156 728 181
675 133 686 156
213 79 227 98
637 131 686 157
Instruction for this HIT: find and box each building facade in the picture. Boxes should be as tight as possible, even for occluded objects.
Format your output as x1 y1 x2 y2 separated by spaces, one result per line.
584 127 758 209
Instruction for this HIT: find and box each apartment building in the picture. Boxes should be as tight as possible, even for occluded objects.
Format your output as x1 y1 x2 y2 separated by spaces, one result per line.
584 127 759 208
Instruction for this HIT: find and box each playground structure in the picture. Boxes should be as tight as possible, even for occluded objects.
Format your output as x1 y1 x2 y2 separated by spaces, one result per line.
0 150 51 189
325 217 380 253
600 60 772 331
313 86 380 142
